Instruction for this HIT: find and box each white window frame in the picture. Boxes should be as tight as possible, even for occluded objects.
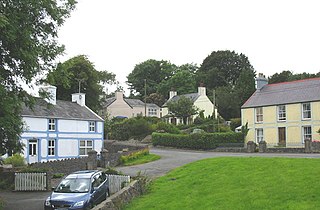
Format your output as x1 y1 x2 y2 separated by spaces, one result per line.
79 140 93 155
255 107 263 123
48 119 56 131
256 128 264 143
277 105 286 121
302 103 311 120
48 139 55 156
89 121 96 132
148 108 157 116
302 126 312 142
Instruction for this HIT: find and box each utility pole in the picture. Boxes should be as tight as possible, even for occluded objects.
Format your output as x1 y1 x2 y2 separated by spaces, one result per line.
144 79 147 117
76 78 85 93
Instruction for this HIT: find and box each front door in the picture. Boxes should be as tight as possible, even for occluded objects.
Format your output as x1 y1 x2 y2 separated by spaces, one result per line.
28 139 38 163
278 127 286 147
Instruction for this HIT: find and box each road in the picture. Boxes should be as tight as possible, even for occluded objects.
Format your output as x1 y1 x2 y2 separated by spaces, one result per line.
1 147 320 210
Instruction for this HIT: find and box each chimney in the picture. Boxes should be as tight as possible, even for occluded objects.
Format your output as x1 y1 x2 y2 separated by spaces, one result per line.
72 93 86 106
169 90 177 99
255 73 268 90
115 91 124 100
198 83 206 96
41 85 57 105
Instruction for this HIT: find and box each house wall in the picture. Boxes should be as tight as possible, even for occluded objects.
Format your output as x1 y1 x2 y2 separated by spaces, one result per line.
107 99 133 118
242 101 320 146
21 117 104 163
194 95 214 118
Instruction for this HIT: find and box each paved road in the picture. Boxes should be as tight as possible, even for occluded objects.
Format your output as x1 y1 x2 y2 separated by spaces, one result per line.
2 148 320 210
116 147 320 178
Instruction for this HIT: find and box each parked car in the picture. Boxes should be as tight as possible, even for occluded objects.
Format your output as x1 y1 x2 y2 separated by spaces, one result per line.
44 170 109 210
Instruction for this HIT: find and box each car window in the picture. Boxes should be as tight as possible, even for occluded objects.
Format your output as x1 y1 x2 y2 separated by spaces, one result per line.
55 178 90 193
92 174 101 188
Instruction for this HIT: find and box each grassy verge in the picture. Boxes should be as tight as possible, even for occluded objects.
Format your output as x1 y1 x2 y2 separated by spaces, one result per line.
124 157 320 210
0 197 5 210
121 149 160 166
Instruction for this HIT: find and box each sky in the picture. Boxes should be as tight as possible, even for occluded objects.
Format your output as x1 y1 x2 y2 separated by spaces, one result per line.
56 0 320 95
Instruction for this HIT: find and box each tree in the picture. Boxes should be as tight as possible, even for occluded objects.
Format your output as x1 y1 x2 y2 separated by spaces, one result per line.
157 63 198 98
0 0 76 155
197 50 254 89
45 55 115 112
197 50 256 120
127 59 177 99
269 70 320 84
167 96 198 124
146 93 166 107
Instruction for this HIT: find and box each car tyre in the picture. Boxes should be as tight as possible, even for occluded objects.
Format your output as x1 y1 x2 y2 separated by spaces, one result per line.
86 202 93 210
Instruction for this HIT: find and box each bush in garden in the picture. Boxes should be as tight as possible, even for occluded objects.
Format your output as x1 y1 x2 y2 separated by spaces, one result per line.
151 121 181 134
4 154 26 167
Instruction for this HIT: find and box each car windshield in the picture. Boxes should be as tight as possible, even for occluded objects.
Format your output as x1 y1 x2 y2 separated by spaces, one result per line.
54 178 91 193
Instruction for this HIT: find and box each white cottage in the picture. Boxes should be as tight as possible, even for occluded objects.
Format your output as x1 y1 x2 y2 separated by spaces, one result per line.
21 85 104 163
162 86 218 124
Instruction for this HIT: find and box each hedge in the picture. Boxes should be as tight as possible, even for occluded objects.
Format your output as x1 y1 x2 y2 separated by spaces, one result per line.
152 132 244 150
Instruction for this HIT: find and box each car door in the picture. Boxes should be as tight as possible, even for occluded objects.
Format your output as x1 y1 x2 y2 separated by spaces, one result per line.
91 173 103 204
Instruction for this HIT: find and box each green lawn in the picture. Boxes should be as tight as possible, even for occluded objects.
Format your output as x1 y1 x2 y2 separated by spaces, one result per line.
122 153 161 166
124 157 320 210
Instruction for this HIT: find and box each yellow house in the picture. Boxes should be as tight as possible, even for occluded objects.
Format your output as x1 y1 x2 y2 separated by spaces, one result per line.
241 74 320 147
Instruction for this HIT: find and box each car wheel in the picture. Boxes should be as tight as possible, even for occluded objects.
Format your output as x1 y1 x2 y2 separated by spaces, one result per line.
86 202 93 210
104 189 110 200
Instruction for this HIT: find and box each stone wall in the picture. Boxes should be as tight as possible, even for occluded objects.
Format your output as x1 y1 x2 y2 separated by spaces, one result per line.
93 180 144 210
104 140 148 153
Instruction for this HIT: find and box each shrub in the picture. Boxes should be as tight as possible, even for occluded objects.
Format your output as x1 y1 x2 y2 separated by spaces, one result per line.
151 122 181 134
103 167 122 175
152 132 244 150
4 154 25 167
230 118 241 131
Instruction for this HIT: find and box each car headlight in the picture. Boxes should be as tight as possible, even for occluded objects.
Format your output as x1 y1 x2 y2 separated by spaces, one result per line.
45 197 51 206
73 200 85 207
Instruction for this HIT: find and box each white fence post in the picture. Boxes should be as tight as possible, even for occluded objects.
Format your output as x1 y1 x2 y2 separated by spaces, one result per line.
14 172 47 191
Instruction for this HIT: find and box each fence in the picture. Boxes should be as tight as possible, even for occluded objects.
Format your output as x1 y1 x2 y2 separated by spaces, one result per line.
15 172 47 191
108 174 130 194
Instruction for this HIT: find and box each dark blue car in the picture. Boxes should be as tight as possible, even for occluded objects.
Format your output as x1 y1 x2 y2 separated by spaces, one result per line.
44 170 109 210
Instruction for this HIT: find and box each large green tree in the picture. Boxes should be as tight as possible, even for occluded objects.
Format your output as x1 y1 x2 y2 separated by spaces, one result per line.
45 55 115 112
269 70 320 84
167 96 198 124
127 59 177 99
0 0 76 155
197 50 256 119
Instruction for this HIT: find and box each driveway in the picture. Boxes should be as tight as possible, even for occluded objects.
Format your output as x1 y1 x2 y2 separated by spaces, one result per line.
2 148 320 210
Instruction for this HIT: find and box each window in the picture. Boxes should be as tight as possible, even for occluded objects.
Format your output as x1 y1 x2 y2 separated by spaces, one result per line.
255 107 263 123
48 119 56 131
79 140 93 155
48 139 55 156
148 108 157 116
302 103 311 120
89 121 96 132
256 128 263 143
302 126 312 141
277 105 286 121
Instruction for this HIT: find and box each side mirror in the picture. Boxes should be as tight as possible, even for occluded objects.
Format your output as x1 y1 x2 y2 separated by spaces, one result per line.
51 187 55 191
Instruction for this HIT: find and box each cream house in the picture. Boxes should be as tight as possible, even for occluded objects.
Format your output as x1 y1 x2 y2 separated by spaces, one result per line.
241 74 320 147
102 91 160 118
162 86 217 124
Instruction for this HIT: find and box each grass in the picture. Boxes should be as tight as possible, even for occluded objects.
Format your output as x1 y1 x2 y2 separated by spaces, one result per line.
0 197 4 210
122 153 160 166
124 157 320 210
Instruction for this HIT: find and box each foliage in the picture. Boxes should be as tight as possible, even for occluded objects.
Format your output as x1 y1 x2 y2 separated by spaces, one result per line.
45 55 115 112
127 59 177 98
0 0 77 155
197 50 256 119
125 157 320 210
103 167 122 175
3 154 25 167
146 93 166 107
120 149 161 166
0 197 4 210
109 117 153 141
268 70 320 84
151 122 181 134
152 132 244 150
52 173 65 179
241 122 249 138
230 118 241 131
167 96 198 124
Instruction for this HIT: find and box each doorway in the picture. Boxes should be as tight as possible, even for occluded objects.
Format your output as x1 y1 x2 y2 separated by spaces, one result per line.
28 139 38 163
278 127 286 147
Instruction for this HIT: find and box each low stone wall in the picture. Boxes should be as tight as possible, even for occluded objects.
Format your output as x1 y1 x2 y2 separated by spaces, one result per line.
93 180 144 210
104 140 148 153
212 147 247 153
265 147 305 153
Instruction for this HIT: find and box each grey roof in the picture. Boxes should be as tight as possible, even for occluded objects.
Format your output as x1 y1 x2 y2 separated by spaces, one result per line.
21 98 103 121
103 97 159 108
242 78 320 108
163 93 200 107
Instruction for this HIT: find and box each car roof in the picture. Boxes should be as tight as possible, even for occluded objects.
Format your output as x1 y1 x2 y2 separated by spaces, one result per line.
65 170 100 179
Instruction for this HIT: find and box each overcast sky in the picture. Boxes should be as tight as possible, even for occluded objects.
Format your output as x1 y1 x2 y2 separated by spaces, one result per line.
57 0 320 94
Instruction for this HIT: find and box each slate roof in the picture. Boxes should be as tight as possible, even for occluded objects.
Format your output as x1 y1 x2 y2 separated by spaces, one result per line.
163 93 200 107
103 97 159 108
21 98 103 121
242 78 320 108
